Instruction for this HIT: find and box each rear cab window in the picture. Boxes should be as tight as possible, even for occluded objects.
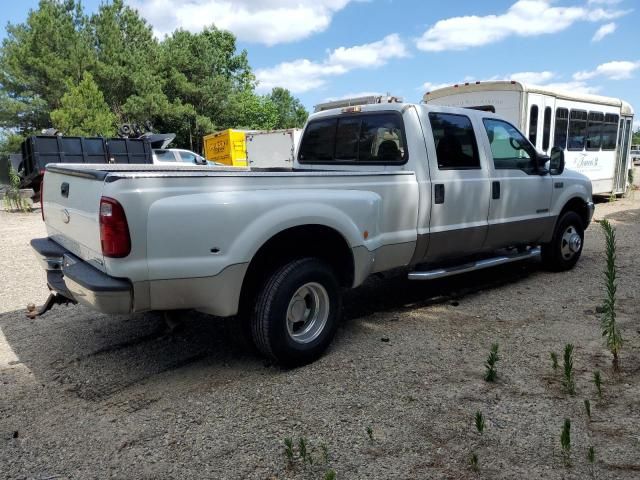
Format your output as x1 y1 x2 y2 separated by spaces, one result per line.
298 112 407 165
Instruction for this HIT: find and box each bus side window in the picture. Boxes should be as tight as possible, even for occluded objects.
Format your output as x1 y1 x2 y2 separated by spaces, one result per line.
586 112 604 151
601 114 619 150
554 108 569 150
542 107 552 151
568 109 588 151
528 105 539 146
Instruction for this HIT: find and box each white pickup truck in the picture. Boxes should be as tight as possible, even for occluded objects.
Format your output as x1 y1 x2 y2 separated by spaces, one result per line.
31 102 594 365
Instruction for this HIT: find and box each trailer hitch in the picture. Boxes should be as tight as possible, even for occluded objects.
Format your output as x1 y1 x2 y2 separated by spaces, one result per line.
26 293 76 319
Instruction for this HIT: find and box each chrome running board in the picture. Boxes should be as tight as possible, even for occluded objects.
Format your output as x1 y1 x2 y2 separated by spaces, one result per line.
408 247 541 281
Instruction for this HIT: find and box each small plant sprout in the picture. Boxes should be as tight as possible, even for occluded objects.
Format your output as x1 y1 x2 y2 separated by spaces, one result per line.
550 351 559 371
3 166 31 212
320 443 329 464
560 418 571 467
587 445 595 464
283 437 294 462
484 343 500 382
298 437 308 463
584 399 591 420
562 344 576 395
324 469 337 480
366 426 374 441
469 452 479 472
600 219 623 370
593 371 603 398
474 411 485 435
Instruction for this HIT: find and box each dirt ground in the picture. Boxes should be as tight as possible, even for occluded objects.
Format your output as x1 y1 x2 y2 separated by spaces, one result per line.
1 183 640 479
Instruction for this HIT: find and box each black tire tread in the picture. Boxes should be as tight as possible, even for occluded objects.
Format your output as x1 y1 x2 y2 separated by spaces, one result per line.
252 257 337 363
541 211 584 272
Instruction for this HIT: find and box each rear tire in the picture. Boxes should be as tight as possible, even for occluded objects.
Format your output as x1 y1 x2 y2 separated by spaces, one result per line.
251 257 341 366
541 211 584 271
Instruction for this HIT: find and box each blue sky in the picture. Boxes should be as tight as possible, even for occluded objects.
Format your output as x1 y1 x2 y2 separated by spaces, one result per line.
2 0 639 125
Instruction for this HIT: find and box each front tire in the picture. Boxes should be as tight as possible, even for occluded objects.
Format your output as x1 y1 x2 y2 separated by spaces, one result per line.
251 257 342 366
541 211 584 271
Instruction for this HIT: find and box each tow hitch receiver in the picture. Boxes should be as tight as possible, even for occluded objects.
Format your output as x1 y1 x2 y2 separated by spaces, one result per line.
26 293 76 319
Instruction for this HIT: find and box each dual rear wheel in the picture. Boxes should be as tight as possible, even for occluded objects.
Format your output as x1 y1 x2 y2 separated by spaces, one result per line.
249 257 341 367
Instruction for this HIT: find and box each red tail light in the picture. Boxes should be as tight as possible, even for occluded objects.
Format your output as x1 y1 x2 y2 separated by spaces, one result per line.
99 197 131 258
40 174 45 221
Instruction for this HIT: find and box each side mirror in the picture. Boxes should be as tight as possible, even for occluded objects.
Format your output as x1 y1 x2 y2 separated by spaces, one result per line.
549 146 565 175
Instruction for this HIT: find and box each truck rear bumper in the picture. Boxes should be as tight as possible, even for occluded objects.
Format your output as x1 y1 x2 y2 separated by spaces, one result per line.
31 237 132 314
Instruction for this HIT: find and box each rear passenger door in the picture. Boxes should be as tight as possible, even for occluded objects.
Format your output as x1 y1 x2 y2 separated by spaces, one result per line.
422 111 491 262
481 118 553 249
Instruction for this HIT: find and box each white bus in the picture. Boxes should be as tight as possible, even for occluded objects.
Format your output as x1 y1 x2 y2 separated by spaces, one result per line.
424 81 635 195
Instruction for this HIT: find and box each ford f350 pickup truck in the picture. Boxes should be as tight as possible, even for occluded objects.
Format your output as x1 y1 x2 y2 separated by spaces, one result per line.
31 103 594 365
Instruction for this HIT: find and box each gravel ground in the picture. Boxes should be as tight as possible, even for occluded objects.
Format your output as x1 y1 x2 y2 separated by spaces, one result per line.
1 178 640 479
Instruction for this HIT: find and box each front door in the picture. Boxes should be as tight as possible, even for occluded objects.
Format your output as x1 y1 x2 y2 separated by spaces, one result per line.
481 117 553 249
613 117 632 193
422 111 491 262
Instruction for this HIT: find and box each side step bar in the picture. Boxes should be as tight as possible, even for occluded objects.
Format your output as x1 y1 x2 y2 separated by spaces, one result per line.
408 247 541 281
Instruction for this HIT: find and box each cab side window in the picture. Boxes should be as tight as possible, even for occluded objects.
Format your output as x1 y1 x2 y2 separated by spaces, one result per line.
483 118 536 173
428 112 480 169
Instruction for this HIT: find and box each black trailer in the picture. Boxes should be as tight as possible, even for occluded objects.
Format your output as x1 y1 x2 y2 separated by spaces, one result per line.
20 135 153 191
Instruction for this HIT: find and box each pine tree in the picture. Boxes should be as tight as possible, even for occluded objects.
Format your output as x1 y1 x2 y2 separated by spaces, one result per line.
50 72 116 137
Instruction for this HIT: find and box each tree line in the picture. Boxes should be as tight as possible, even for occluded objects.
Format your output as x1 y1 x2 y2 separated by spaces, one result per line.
0 0 308 152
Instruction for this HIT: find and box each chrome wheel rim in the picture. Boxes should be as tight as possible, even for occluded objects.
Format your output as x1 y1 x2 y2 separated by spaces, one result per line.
560 225 582 260
286 282 330 344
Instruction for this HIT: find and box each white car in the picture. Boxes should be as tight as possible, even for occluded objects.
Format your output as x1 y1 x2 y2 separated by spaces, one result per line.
152 148 208 165
33 101 594 365
631 145 640 165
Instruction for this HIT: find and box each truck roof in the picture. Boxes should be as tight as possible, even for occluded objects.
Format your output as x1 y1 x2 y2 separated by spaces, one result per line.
307 101 503 123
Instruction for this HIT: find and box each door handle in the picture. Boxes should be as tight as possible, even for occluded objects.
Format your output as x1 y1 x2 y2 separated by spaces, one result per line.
492 181 500 199
434 184 445 204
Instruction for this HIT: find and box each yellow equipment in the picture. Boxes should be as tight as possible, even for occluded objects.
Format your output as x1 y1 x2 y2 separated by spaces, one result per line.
203 129 248 166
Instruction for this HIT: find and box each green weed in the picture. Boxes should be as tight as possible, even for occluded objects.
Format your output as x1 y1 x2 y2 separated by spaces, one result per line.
560 418 571 467
600 220 623 370
469 452 479 472
593 371 603 398
584 399 591 419
474 411 485 435
550 351 558 371
484 343 500 382
562 344 576 395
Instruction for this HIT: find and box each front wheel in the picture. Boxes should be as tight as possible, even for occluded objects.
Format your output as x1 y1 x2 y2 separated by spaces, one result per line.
541 211 584 271
251 257 342 366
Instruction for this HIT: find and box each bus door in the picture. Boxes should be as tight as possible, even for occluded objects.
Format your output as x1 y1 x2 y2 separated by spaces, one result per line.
614 116 633 193
526 94 555 154
539 97 556 155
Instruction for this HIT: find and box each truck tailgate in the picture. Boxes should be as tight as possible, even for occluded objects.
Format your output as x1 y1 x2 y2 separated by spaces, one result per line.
43 167 105 271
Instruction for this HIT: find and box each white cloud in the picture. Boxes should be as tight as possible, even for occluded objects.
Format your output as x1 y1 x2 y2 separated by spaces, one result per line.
573 60 640 80
508 71 556 84
255 34 408 93
416 0 629 52
588 0 623 4
592 22 617 41
421 82 454 92
540 81 601 94
127 0 355 45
